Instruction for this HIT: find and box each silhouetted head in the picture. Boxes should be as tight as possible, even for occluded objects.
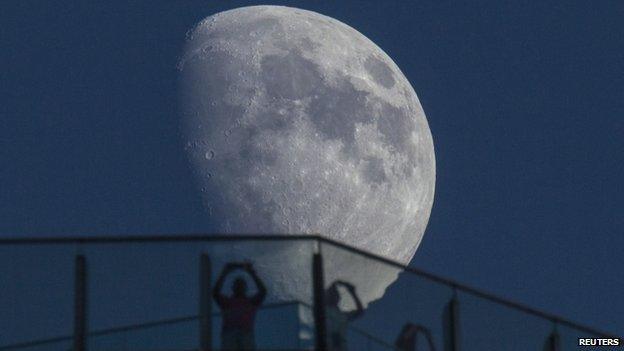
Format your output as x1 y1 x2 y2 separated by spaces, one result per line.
232 277 247 297
326 284 340 307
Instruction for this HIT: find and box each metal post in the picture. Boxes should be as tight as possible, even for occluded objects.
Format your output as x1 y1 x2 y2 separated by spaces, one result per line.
544 325 560 351
443 290 460 351
73 255 87 351
313 253 327 351
199 253 212 351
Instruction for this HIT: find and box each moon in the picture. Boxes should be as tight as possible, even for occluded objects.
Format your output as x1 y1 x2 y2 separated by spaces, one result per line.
178 6 435 305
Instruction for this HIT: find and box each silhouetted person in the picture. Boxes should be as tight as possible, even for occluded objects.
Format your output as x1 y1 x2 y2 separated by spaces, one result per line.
325 280 364 351
395 323 436 351
213 262 267 351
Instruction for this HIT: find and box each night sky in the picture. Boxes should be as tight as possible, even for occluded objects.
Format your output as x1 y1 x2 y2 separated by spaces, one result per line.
2 0 623 337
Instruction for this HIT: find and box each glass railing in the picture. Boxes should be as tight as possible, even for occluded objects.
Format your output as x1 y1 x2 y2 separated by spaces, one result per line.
0 235 619 351
85 302 306 351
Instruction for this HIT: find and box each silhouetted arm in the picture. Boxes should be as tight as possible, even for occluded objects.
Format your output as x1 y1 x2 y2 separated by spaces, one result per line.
342 282 364 320
246 263 267 305
213 264 234 307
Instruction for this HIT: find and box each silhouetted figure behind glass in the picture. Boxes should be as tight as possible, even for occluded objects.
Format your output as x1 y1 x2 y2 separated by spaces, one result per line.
213 262 267 351
396 324 418 351
395 323 436 351
325 280 364 351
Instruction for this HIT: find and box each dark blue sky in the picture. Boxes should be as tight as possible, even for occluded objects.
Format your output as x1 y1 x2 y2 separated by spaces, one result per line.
2 0 623 335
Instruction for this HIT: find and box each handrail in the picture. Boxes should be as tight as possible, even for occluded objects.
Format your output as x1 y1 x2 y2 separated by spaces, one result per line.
0 233 315 245
0 233 619 339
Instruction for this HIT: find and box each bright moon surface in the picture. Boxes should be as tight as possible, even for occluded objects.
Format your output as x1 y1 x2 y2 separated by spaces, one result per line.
179 6 435 304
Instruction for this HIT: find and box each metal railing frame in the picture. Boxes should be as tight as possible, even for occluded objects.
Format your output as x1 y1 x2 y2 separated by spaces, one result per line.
0 300 392 351
0 233 619 347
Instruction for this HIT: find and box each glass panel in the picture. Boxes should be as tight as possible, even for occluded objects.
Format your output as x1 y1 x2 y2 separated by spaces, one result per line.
81 239 316 350
89 318 196 351
0 339 72 351
83 242 201 331
86 302 309 351
320 241 453 351
205 240 315 351
457 290 552 350
0 244 75 345
2 237 616 351
212 302 305 350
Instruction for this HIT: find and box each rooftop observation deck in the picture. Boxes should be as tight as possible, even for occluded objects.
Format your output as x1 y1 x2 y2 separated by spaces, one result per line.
0 234 619 351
